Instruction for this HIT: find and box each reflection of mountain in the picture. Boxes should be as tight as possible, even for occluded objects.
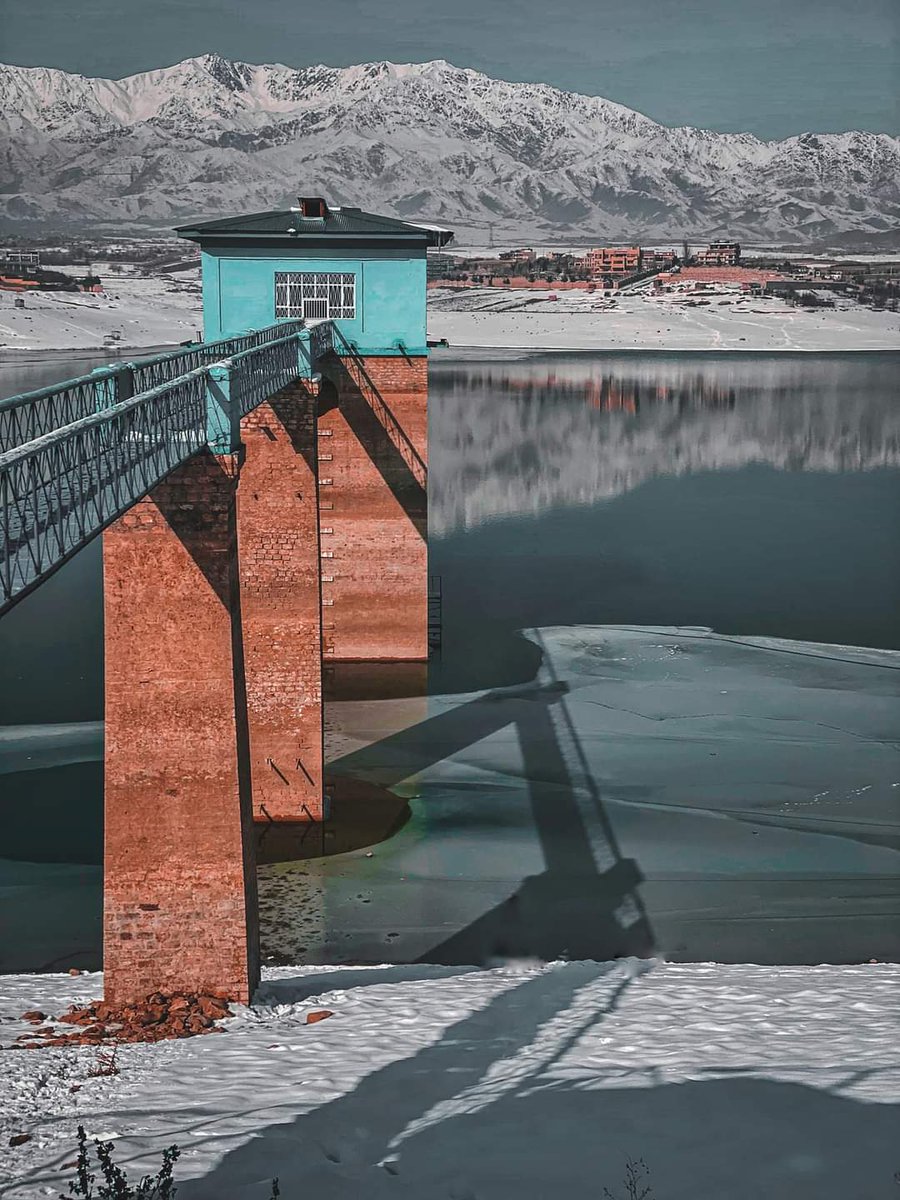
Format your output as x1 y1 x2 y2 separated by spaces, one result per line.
429 356 900 534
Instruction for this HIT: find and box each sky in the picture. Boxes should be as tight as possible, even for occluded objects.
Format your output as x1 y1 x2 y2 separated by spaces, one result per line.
0 0 897 139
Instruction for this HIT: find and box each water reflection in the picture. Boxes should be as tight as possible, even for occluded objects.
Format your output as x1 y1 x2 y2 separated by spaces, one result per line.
430 353 900 535
437 366 740 410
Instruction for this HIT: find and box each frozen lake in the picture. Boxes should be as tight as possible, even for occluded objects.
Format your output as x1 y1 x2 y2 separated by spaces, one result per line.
1 351 898 969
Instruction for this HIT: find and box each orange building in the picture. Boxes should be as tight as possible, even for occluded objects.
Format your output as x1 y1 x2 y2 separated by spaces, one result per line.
585 246 642 276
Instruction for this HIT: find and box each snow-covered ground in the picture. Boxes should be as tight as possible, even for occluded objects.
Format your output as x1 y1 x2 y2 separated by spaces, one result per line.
427 286 900 351
2 271 898 354
0 265 202 354
1 959 898 1199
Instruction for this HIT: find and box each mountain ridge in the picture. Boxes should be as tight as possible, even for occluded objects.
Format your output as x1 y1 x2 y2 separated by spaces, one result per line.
1 55 898 242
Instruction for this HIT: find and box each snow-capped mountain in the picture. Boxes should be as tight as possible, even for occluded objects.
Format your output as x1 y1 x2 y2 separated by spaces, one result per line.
1 54 898 242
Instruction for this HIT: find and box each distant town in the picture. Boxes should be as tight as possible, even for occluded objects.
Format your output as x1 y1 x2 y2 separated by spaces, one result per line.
426 240 900 310
1 238 899 316
1 232 899 356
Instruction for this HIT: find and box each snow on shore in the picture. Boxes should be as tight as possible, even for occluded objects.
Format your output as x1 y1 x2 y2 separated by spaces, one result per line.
427 286 900 352
2 272 898 355
1 959 898 1199
0 266 202 355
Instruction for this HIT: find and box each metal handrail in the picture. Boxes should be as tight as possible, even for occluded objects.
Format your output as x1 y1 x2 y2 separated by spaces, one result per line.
0 365 211 470
228 332 303 417
0 323 311 614
1 368 209 611
0 320 306 452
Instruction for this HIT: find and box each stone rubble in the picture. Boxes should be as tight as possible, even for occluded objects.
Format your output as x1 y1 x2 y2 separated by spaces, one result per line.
13 992 233 1048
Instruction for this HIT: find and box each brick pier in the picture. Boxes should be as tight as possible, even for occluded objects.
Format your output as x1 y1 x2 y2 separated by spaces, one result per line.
103 451 259 1005
238 379 324 822
101 354 429 1004
319 354 428 662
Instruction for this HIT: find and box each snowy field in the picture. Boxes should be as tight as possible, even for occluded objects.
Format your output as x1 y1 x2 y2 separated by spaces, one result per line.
0 265 202 355
1 270 898 355
1 959 898 1199
427 286 900 351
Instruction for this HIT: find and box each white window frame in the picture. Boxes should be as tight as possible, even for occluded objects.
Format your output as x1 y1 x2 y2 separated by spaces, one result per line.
275 271 356 320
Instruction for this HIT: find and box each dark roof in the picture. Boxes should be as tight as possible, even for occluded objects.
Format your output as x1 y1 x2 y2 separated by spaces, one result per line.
176 205 454 247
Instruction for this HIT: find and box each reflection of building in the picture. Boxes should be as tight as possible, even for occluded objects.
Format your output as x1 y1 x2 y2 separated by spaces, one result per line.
580 375 737 412
696 241 740 266
585 247 642 276
463 370 738 412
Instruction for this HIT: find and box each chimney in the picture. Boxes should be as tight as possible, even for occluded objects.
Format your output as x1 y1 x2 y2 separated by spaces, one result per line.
298 197 328 219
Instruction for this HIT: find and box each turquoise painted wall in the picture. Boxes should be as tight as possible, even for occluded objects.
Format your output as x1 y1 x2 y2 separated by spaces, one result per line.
200 246 428 354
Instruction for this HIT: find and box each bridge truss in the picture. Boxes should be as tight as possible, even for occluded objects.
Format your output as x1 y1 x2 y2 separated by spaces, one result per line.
0 321 312 614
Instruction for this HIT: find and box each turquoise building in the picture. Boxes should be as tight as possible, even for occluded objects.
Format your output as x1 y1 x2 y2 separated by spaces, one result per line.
177 197 452 355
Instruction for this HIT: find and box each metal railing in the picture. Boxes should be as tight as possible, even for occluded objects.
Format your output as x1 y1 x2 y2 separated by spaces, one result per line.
231 332 302 418
0 370 208 610
130 321 304 394
0 321 311 613
0 321 305 453
308 321 334 364
0 370 119 457
0 316 430 614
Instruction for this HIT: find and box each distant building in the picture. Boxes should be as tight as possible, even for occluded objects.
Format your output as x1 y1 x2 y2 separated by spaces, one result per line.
696 242 741 266
0 274 41 291
642 250 678 270
1 250 40 267
499 247 536 262
656 265 784 287
585 247 642 276
426 252 454 279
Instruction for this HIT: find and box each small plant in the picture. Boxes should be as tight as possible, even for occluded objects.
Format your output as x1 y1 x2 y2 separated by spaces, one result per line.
62 1127 282 1200
62 1126 179 1199
87 1047 120 1078
603 1157 653 1200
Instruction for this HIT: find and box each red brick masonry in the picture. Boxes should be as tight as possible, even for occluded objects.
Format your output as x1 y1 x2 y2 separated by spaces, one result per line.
103 451 259 1005
318 354 428 661
101 356 429 1002
238 380 324 821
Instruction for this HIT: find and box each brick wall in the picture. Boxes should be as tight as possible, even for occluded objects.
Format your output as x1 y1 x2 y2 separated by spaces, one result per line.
657 267 784 286
318 355 428 661
238 381 324 821
103 451 259 1004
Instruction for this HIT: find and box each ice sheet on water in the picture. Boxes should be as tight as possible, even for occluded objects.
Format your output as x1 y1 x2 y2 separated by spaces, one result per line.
281 624 899 966
0 721 102 775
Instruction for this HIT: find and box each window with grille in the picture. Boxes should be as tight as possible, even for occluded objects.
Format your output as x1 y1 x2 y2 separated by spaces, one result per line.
274 271 356 320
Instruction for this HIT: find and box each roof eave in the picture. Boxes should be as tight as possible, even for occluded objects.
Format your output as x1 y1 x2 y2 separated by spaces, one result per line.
176 213 455 246
176 233 434 249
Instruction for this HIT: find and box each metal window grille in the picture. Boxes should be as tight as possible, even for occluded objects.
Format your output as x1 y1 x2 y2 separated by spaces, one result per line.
275 272 356 321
